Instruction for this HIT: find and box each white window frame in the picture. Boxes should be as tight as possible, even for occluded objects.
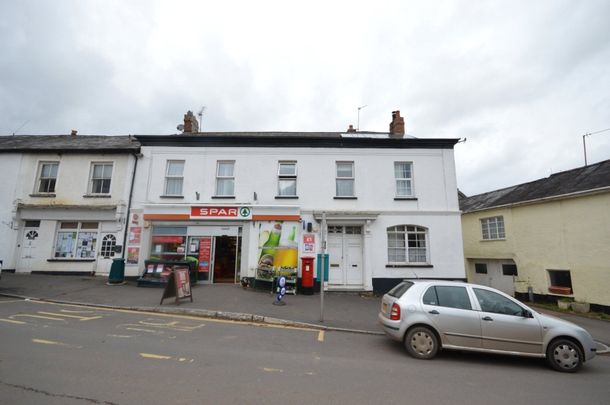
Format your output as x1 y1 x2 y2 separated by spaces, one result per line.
394 161 414 197
277 161 297 197
215 161 235 197
88 162 113 195
387 225 429 264
36 161 59 194
54 221 99 259
336 161 355 197
481 216 505 240
164 160 185 196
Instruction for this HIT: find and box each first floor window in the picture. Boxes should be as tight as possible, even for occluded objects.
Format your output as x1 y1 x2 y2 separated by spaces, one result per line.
215 161 235 196
387 225 428 264
481 216 505 240
37 162 59 193
394 162 413 197
89 163 113 194
336 161 355 197
164 160 184 195
54 222 99 259
278 161 297 196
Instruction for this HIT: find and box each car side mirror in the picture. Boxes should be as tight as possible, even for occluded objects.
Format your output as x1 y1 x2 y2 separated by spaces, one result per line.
522 309 533 318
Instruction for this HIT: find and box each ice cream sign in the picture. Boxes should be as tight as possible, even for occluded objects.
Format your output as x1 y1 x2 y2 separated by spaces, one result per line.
190 206 252 220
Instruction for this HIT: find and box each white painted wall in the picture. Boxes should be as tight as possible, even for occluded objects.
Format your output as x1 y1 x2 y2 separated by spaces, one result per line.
0 154 22 270
131 145 465 288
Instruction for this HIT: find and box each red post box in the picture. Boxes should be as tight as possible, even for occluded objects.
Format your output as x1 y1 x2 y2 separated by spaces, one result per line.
300 257 315 295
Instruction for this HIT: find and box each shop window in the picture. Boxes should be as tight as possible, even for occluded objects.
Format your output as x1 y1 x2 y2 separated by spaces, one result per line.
151 226 187 261
387 225 428 264
54 222 99 259
475 263 488 274
24 220 41 228
394 162 413 197
215 161 235 196
277 161 297 196
336 161 355 197
36 162 59 193
548 270 573 295
100 234 117 258
89 163 113 194
502 264 518 276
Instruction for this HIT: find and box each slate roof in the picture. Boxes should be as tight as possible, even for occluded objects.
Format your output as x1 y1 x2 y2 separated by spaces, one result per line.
0 135 140 153
460 159 610 213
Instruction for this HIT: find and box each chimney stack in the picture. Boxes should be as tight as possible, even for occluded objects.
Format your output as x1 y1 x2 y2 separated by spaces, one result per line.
346 124 356 133
183 110 199 133
71 129 78 136
389 110 405 138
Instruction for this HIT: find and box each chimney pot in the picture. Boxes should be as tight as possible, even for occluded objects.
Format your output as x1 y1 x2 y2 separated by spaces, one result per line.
71 130 77 136
347 124 356 133
389 110 405 138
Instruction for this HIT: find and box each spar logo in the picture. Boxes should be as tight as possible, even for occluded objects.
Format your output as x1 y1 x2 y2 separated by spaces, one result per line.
190 206 252 220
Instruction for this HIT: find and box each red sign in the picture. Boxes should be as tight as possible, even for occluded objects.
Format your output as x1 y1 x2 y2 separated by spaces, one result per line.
190 206 252 220
303 234 315 244
198 237 212 273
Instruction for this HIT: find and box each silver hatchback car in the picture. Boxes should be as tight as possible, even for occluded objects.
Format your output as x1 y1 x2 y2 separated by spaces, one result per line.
379 280 597 372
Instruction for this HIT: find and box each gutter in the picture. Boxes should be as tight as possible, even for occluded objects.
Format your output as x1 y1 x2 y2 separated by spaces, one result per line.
462 186 610 214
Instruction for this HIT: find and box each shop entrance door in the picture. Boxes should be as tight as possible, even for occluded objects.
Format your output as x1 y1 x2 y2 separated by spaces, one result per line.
212 236 238 283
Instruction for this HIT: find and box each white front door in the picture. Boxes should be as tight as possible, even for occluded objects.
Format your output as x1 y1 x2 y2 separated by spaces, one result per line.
18 225 41 272
96 233 117 275
327 225 363 288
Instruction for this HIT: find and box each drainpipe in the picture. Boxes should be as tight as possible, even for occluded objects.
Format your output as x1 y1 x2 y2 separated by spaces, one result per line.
121 151 141 260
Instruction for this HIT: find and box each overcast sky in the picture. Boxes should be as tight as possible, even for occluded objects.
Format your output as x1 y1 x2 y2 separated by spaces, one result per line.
1 0 609 196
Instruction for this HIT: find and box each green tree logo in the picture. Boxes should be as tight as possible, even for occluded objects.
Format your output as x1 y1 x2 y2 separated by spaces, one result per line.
239 207 251 218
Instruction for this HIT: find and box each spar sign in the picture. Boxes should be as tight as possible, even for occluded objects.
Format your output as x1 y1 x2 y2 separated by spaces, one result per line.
190 206 252 220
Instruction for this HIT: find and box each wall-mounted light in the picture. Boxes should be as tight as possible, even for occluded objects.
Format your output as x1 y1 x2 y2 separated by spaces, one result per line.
195 191 200 200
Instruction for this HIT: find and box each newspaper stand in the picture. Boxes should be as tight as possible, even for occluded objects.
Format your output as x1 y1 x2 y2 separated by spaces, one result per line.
160 266 193 305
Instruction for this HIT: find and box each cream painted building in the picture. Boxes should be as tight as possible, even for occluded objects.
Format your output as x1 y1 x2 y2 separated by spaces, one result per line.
460 159 610 312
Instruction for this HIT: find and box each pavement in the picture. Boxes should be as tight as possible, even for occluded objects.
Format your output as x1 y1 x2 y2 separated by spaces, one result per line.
1 272 609 354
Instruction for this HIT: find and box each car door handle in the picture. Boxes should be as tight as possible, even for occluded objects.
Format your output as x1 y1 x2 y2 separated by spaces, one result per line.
428 310 440 315
482 316 493 321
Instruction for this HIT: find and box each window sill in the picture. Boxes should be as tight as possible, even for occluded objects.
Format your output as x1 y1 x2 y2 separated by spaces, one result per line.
48 259 96 262
211 196 236 199
83 194 111 198
480 238 506 242
394 197 417 201
29 193 56 198
275 196 299 199
160 195 184 199
386 264 433 268
334 196 357 200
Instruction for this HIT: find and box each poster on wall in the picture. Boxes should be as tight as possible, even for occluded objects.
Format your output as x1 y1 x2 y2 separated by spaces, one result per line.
127 247 140 264
256 221 299 281
303 234 315 253
128 227 141 244
198 237 212 273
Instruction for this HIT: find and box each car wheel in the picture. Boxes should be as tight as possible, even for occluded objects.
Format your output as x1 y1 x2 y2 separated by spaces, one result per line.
405 326 439 360
546 339 583 373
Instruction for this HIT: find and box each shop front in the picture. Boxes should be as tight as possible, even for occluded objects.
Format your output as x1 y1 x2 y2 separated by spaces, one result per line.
137 205 301 286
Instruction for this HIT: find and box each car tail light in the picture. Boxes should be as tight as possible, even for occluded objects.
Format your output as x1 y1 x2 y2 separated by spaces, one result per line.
390 303 401 320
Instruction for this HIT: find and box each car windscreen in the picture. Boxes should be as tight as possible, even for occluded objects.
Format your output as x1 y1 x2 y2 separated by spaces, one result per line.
387 281 414 298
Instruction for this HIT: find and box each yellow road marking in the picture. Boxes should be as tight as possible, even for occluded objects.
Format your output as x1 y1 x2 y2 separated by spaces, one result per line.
26 299 321 334
0 318 27 324
37 311 101 321
262 367 284 373
125 327 159 333
140 353 194 363
318 330 325 342
10 314 66 321
140 353 172 360
32 338 67 346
